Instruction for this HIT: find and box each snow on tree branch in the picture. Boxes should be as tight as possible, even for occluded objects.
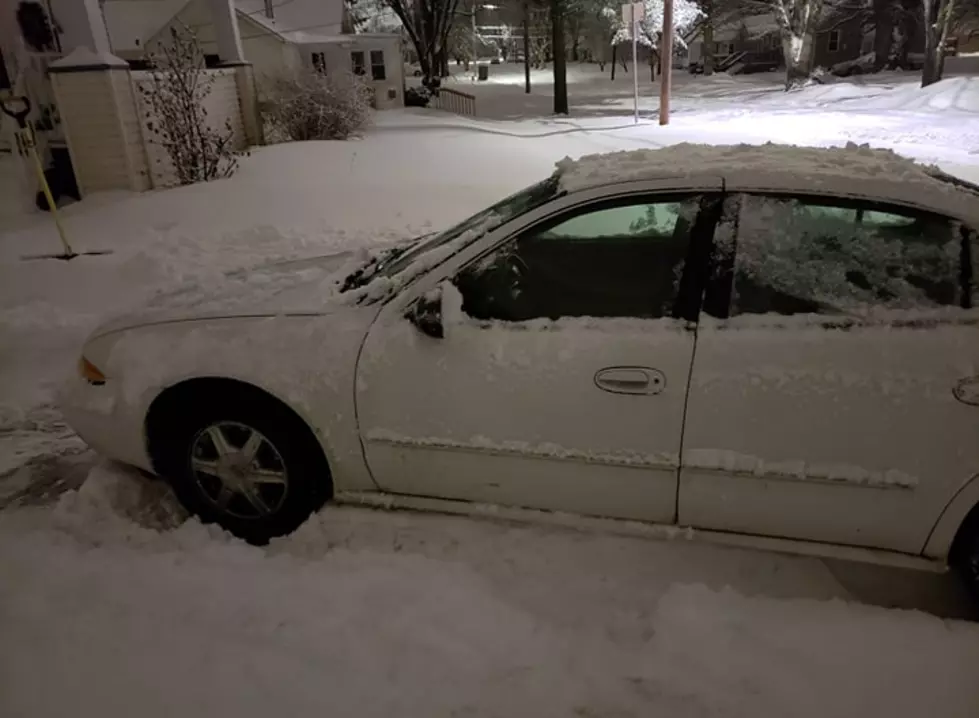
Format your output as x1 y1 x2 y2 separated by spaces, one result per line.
606 0 702 47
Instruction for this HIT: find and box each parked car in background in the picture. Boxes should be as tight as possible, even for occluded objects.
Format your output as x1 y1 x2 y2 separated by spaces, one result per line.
61 143 979 600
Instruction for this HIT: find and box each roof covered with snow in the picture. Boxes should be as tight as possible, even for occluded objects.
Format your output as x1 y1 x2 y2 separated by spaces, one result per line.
554 142 979 222
102 0 187 51
237 0 344 42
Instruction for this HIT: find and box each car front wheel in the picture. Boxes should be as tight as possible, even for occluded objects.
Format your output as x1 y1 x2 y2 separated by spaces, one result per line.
952 518 979 601
152 388 331 544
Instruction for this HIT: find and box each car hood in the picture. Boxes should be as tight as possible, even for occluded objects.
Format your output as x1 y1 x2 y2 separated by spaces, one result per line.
91 250 371 338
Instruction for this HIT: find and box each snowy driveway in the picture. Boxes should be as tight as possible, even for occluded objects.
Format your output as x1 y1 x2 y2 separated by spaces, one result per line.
3 101 979 716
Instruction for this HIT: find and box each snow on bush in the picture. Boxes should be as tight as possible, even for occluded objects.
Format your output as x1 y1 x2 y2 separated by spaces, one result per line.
261 69 374 142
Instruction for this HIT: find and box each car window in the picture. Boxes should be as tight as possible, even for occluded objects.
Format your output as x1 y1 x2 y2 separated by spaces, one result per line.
721 194 963 316
453 195 701 322
378 176 560 279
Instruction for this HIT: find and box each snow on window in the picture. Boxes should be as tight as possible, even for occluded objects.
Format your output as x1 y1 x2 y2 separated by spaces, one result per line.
730 195 962 316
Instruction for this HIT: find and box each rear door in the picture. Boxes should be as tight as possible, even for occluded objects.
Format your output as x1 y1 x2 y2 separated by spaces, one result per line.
679 192 979 554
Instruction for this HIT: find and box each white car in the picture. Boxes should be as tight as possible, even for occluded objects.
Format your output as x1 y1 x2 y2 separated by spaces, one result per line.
62 143 979 597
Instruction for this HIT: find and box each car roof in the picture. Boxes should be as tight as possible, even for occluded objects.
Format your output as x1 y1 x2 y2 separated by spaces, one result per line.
555 142 979 226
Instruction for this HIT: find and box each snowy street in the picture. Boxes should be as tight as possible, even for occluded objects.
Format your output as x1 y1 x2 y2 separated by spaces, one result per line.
3 70 979 716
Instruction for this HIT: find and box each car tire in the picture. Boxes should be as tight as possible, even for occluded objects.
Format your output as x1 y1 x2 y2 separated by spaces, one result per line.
951 512 979 601
154 392 331 544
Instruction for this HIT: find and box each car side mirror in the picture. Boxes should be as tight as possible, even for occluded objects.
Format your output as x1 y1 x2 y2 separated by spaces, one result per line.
406 287 444 339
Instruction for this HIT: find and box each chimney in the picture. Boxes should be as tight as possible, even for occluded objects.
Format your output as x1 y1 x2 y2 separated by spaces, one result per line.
264 0 274 18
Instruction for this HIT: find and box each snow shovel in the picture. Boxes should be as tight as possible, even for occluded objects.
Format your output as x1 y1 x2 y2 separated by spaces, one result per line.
1 95 112 261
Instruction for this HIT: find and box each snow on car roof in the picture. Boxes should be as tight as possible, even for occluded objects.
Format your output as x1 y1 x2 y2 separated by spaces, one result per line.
554 142 979 221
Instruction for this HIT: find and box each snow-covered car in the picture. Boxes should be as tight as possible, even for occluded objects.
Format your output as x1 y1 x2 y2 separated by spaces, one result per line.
61 143 979 597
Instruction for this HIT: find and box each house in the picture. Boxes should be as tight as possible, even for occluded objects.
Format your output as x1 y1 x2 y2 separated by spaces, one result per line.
685 11 922 74
101 0 405 108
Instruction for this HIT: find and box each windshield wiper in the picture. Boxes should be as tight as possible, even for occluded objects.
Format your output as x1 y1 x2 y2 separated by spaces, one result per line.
340 243 413 292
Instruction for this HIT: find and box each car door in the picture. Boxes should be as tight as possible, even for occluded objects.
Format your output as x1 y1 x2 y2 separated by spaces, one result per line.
679 191 979 554
355 188 722 523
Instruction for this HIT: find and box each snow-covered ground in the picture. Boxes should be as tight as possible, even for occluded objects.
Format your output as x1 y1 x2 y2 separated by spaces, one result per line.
3 72 979 716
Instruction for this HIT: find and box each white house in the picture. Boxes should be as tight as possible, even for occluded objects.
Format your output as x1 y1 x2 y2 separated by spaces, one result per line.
102 0 405 109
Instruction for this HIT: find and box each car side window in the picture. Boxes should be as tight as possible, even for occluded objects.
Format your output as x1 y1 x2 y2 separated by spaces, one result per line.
722 194 964 316
453 195 702 322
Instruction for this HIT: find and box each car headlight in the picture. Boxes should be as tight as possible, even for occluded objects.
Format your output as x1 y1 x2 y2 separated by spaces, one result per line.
79 356 107 385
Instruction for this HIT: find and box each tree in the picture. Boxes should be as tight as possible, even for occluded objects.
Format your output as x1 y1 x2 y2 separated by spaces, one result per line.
383 0 463 88
552 0 569 112
608 0 702 79
140 27 243 185
921 0 958 85
872 0 897 70
742 0 824 87
347 0 403 32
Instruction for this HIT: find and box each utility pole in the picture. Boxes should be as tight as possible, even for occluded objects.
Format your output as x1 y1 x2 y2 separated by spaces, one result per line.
551 0 568 114
631 3 638 124
523 0 531 93
659 0 673 125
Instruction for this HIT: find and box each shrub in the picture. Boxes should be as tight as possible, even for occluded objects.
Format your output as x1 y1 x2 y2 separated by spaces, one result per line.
261 69 373 142
139 26 244 185
404 85 432 107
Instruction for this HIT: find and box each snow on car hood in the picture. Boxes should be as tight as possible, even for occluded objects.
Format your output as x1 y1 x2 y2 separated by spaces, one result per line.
90 250 370 338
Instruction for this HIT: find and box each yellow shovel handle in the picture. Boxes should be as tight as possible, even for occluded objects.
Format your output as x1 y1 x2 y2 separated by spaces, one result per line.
23 125 74 257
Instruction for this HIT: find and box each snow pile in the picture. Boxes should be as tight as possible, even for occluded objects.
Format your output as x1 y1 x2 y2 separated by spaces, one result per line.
1 470 978 717
850 76 979 113
554 141 958 194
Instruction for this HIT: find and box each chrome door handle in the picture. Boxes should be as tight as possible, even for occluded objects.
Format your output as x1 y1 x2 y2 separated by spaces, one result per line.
594 367 666 395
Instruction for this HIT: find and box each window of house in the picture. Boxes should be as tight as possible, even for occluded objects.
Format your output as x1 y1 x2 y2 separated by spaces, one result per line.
312 52 326 74
454 196 703 322
719 194 964 317
351 51 366 75
828 30 841 53
370 50 386 80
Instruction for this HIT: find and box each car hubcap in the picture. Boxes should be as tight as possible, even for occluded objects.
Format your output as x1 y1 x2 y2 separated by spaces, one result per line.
189 422 288 520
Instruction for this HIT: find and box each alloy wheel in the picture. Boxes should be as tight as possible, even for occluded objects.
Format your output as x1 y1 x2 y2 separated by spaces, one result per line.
189 421 289 520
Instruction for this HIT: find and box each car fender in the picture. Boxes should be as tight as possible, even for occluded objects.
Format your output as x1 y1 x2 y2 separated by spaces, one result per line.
923 472 979 561
98 312 380 492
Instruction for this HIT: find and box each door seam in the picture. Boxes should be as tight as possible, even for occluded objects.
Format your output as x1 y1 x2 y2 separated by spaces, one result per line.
674 185 725 522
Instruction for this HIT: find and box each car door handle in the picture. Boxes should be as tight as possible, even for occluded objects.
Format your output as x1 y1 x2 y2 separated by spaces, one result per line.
594 367 666 395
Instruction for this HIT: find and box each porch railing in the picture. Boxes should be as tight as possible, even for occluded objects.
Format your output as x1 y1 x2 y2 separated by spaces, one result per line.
433 87 476 117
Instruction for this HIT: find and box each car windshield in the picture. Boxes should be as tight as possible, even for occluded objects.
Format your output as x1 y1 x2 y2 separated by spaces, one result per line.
375 175 561 279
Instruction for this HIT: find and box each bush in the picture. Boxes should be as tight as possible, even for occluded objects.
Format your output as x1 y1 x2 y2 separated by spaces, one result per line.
404 85 432 107
261 69 373 142
140 26 244 185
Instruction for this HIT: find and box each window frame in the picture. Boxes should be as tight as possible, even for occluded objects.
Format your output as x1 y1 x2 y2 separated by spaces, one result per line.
452 191 722 323
370 50 386 80
827 29 841 53
311 51 326 74
703 192 973 322
351 50 366 75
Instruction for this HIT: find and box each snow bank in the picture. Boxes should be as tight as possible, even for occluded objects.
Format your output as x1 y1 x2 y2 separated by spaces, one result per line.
1 469 978 718
851 76 979 113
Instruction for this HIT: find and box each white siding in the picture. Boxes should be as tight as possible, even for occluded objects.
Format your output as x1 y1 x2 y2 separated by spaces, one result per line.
51 70 133 194
307 36 405 109
112 70 152 191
